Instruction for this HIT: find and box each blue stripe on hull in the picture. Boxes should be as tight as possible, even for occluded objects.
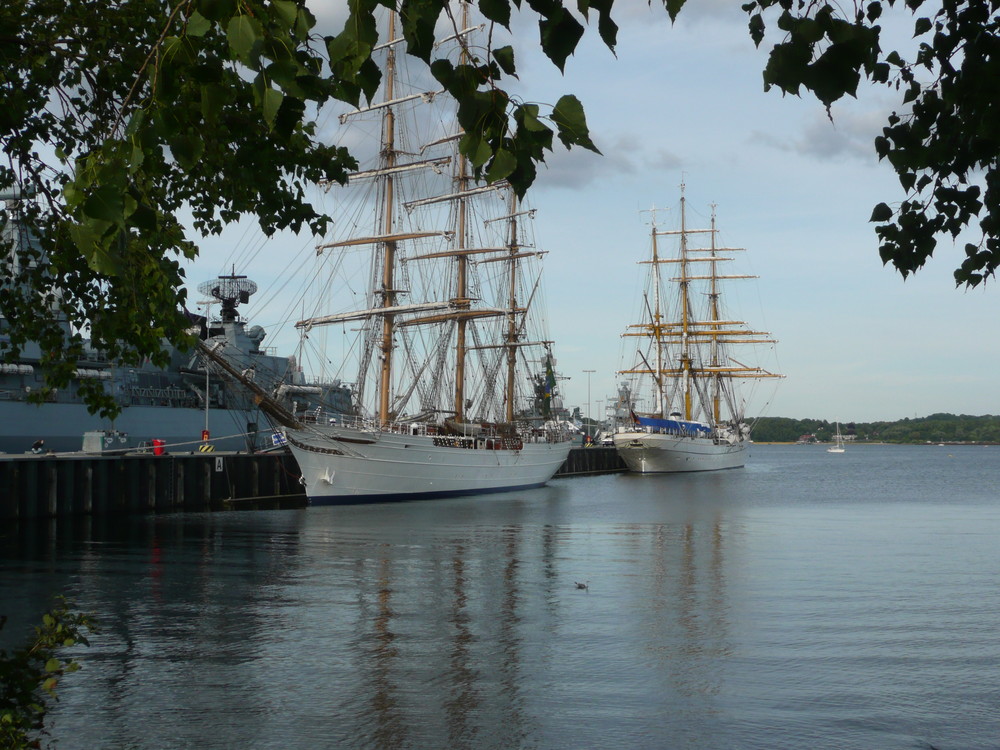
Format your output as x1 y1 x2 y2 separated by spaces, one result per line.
307 480 549 506
633 464 743 475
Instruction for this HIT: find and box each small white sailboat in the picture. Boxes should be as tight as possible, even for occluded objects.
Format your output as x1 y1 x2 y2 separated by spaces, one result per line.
613 184 783 474
827 423 846 453
281 4 572 502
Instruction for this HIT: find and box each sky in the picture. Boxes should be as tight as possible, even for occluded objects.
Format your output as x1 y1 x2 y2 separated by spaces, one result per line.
181 2 999 424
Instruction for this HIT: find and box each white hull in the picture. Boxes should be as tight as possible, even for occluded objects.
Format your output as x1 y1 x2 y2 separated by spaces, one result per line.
612 430 746 473
286 425 572 503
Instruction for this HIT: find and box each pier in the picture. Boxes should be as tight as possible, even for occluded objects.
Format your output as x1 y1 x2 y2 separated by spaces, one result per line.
554 446 625 477
1 447 624 520
0 452 306 521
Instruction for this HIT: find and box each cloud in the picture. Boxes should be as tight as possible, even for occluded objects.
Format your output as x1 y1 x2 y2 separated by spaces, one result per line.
533 132 685 190
750 106 889 162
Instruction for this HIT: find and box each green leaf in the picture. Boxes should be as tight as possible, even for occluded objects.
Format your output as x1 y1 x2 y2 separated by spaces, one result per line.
128 144 145 173
68 220 120 275
665 0 687 22
493 46 516 76
200 83 225 122
63 182 85 208
263 88 284 129
266 60 302 90
486 148 517 182
197 0 235 22
518 103 547 132
272 0 298 28
551 94 600 152
870 202 893 222
44 658 61 673
168 134 205 169
748 13 765 46
480 0 512 26
399 0 442 62
356 57 382 103
186 10 211 38
124 110 146 138
130 203 158 232
584 0 619 52
539 11 585 72
83 185 125 224
459 133 493 168
294 6 316 38
227 15 262 63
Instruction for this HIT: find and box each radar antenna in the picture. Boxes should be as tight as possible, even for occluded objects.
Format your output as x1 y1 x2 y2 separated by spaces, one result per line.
197 273 257 323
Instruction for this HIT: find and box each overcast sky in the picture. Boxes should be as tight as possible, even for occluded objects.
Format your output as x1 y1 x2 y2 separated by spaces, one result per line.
183 2 998 424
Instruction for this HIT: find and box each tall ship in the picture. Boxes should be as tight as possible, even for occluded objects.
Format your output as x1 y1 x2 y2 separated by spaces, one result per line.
282 4 573 503
0 192 351 454
613 184 783 473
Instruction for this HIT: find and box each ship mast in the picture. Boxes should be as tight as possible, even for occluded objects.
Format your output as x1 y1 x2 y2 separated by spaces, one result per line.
452 1 472 423
619 186 784 427
679 182 694 421
377 12 400 427
505 193 519 423
297 5 548 426
708 205 722 424
651 219 665 418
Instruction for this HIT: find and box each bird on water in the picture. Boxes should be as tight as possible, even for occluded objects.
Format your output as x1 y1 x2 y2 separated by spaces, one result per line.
575 581 589 590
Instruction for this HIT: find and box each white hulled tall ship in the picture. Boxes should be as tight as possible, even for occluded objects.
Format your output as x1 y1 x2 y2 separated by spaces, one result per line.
283 4 572 502
613 184 783 473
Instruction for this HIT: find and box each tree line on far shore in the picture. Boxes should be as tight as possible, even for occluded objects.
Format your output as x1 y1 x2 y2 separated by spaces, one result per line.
750 414 1000 444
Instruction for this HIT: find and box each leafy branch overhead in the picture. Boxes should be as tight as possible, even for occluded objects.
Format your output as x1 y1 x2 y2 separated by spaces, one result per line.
742 0 1000 287
0 0 602 418
1 0 998 419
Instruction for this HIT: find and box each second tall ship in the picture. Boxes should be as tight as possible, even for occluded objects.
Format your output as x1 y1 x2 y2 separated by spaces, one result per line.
283 5 572 502
613 185 783 473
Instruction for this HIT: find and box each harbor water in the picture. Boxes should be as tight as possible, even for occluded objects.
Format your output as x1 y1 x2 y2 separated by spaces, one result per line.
2 444 999 749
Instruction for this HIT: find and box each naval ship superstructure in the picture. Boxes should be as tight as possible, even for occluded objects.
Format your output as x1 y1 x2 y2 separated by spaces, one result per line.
0 193 352 454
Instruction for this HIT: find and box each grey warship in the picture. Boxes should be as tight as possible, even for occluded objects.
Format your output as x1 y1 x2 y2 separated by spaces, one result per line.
1 194 351 454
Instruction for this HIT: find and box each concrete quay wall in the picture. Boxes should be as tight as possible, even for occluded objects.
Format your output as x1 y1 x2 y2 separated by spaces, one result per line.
1 447 625 521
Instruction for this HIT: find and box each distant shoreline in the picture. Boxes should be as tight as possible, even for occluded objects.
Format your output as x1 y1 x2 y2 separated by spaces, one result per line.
753 441 999 447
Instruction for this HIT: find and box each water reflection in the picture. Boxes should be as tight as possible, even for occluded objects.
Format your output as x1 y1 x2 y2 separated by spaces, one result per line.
5 447 1000 748
1 478 747 749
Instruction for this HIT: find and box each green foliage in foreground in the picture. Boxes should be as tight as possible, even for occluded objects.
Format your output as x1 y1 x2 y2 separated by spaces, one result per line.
0 599 94 750
0 0 600 420
4 0 1000 419
752 414 1000 444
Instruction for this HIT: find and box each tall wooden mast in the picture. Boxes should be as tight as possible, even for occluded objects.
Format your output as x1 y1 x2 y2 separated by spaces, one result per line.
678 183 694 421
505 193 519 423
453 1 471 422
651 220 665 418
377 12 399 427
708 206 722 424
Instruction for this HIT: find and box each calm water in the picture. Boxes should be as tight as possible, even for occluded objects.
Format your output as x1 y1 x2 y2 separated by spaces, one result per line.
3 444 1000 750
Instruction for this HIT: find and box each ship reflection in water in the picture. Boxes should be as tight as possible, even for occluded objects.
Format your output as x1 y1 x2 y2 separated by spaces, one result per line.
5 445 1000 749
2 477 737 750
